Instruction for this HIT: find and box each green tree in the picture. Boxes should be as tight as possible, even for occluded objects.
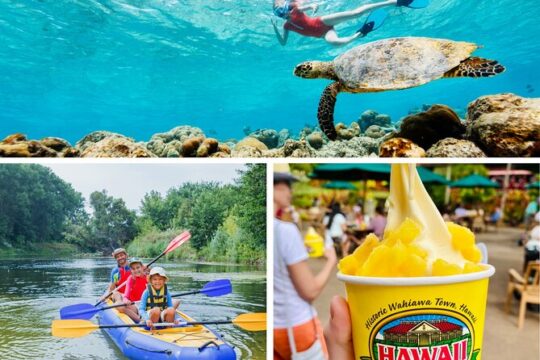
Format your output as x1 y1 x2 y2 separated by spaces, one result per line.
87 190 138 252
0 164 84 247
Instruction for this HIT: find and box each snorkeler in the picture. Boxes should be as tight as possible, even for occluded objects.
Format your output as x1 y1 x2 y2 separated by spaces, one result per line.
271 0 428 46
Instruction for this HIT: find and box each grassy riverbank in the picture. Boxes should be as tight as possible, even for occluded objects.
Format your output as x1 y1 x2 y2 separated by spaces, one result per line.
0 242 81 258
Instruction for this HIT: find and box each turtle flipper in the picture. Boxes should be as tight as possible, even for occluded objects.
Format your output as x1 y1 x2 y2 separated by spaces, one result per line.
317 82 343 141
444 57 505 78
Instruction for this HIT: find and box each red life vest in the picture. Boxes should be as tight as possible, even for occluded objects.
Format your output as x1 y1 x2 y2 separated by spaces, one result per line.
284 6 333 38
124 275 147 302
114 266 131 287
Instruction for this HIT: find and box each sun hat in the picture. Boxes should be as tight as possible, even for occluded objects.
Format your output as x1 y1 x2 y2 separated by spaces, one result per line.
148 266 169 282
128 257 143 267
112 248 127 257
274 163 299 184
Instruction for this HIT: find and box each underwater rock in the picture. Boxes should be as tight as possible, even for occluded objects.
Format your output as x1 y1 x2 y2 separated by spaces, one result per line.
336 122 360 140
299 124 317 139
249 129 279 149
232 137 268 157
379 137 426 158
317 136 378 157
76 131 130 153
178 136 224 158
396 105 465 150
426 138 486 158
466 93 540 157
364 125 390 139
278 129 291 147
80 137 155 158
358 110 392 131
0 133 77 157
306 132 324 149
147 126 206 157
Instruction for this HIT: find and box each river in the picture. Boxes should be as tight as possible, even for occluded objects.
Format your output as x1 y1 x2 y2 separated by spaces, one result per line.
0 258 266 359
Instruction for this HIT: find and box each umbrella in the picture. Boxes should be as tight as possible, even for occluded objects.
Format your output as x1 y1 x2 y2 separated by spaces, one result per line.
322 181 357 190
451 174 501 188
309 164 390 181
526 181 540 190
417 167 450 185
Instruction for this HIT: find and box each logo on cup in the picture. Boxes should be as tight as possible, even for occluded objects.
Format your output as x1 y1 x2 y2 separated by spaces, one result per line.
364 313 481 360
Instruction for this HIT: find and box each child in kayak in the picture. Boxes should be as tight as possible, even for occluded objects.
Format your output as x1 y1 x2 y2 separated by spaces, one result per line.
116 258 147 322
271 0 428 46
139 267 180 328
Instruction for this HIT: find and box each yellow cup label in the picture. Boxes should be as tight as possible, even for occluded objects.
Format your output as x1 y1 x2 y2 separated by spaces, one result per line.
343 278 490 360
366 311 478 360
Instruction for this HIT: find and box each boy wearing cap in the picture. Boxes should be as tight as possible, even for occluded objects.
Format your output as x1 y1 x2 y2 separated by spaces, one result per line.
116 258 148 322
139 267 179 328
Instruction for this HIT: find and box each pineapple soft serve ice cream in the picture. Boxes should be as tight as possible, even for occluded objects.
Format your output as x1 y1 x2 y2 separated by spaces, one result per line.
337 164 495 360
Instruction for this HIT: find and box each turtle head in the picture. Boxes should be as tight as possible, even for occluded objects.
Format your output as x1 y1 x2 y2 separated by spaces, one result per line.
294 61 336 80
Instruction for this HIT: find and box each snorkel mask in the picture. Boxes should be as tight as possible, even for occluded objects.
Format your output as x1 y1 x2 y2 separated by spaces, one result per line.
273 0 292 18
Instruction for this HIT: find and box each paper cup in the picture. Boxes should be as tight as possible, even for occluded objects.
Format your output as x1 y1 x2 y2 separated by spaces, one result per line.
305 239 324 258
338 265 495 360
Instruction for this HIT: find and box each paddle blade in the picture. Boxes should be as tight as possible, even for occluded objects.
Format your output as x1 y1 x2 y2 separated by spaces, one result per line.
51 319 99 338
201 279 232 297
233 313 267 332
60 303 99 320
164 231 191 254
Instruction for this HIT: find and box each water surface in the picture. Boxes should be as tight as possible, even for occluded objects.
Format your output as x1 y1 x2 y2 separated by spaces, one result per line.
0 258 266 359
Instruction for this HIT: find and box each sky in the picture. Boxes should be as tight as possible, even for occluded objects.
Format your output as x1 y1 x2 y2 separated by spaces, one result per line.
45 163 247 210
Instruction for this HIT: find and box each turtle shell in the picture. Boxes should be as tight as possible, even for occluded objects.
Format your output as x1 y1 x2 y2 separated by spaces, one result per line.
333 37 478 91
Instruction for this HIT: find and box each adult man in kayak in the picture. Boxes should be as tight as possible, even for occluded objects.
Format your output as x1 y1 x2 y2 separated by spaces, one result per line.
271 0 428 46
98 248 131 304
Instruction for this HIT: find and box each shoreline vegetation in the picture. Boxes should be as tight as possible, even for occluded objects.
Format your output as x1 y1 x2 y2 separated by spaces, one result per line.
0 164 266 265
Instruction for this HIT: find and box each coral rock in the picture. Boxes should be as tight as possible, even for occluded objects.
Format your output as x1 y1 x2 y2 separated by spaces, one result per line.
364 125 393 139
181 136 204 157
426 138 486 158
336 122 360 140
76 131 130 153
147 126 206 157
307 132 324 149
466 93 540 157
232 137 268 157
80 137 155 158
317 137 378 157
397 105 465 150
358 110 392 131
249 129 279 149
278 129 291 147
0 133 76 157
379 138 426 158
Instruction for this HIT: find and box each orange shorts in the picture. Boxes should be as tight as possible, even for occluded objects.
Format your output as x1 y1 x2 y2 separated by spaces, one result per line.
274 317 328 360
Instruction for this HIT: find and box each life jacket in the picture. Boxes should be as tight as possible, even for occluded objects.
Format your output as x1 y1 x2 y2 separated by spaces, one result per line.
284 6 333 38
146 284 169 311
113 265 131 287
124 275 147 302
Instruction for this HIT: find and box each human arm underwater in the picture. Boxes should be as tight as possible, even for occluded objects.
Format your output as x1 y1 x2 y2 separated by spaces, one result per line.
271 18 289 46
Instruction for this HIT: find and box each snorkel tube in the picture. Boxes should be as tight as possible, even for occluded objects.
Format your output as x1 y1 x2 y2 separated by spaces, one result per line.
273 0 292 18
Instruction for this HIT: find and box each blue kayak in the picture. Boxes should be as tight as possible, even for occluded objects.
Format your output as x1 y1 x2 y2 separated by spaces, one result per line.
97 303 237 360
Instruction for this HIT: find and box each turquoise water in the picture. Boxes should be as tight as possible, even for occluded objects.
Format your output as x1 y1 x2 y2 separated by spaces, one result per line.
0 0 538 143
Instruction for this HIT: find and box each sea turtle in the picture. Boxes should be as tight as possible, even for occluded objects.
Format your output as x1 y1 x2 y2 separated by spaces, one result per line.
293 37 505 140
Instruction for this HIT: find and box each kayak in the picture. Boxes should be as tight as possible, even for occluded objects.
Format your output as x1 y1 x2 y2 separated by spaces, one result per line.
97 301 237 360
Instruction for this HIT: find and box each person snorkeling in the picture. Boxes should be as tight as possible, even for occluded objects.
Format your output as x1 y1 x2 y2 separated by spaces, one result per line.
271 0 428 46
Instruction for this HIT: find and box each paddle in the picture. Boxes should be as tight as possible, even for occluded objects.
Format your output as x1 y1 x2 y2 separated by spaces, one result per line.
52 313 267 338
60 279 232 320
94 231 191 307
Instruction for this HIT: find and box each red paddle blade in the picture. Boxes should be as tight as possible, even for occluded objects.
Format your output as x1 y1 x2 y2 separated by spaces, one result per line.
164 231 191 254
